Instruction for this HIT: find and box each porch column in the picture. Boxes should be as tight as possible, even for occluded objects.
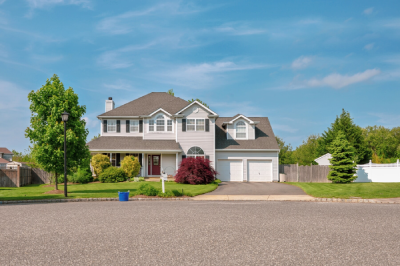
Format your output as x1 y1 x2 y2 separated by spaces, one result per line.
142 153 144 176
161 154 163 173
110 153 112 165
176 153 179 174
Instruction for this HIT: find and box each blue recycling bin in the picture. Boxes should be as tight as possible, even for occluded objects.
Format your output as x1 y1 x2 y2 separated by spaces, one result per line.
118 191 130 201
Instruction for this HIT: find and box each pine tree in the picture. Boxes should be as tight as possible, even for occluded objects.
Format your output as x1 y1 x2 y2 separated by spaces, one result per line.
327 131 357 183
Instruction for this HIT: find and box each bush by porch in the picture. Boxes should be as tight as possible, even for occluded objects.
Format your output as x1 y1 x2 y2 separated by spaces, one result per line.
0 181 219 201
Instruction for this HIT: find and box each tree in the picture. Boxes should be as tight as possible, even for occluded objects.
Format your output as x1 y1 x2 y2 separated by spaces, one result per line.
91 154 111 177
276 136 296 164
317 109 370 164
188 98 209 108
25 74 90 190
327 131 357 183
11 147 39 167
293 135 320 165
91 133 100 141
167 89 174 96
363 126 399 162
120 156 141 179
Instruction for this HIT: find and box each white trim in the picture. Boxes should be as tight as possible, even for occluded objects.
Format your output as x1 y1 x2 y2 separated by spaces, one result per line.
175 101 218 116
229 115 254 124
97 116 140 119
175 118 178 142
149 108 172 117
100 121 102 136
216 149 280 152
186 118 205 132
107 119 117 132
176 153 179 174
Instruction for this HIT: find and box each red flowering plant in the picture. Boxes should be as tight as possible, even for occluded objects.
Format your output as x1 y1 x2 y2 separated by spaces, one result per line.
175 157 218 185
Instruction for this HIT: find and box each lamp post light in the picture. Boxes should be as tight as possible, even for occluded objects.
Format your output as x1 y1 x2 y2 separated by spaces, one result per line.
61 111 69 197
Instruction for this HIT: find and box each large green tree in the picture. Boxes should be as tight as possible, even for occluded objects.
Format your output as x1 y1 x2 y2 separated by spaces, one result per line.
276 136 296 164
25 74 90 190
317 109 370 164
363 126 400 161
327 131 357 183
293 134 320 165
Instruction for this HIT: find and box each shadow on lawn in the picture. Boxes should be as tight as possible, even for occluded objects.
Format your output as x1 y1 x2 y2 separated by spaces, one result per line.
70 189 138 194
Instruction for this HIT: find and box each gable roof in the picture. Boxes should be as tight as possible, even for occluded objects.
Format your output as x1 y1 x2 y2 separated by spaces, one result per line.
98 92 190 117
215 117 279 150
222 114 258 125
0 157 10 164
314 153 332 162
0 148 13 154
175 100 218 116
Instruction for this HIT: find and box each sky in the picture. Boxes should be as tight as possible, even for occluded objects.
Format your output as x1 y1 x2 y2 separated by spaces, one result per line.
1 0 400 152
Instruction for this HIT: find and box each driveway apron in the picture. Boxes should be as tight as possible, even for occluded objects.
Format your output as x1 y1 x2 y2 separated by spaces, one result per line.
206 182 306 195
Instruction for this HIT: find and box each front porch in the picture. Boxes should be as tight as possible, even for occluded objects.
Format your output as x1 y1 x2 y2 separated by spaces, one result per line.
98 152 181 178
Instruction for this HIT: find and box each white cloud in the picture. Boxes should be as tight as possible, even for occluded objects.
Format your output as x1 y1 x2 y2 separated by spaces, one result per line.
364 43 374 50
158 61 269 89
83 116 98 128
103 80 133 91
215 23 265 36
291 56 313 69
304 69 381 89
31 54 63 63
363 7 374 15
25 0 91 9
383 18 400 29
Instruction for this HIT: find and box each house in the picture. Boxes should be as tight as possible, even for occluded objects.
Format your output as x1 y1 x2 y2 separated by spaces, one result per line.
87 93 280 182
0 147 13 167
314 153 332 166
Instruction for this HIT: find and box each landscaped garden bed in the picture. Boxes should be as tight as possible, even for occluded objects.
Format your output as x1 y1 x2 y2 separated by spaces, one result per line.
287 182 400 199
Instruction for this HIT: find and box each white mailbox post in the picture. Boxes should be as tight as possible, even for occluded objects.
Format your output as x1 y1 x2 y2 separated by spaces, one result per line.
161 170 168 193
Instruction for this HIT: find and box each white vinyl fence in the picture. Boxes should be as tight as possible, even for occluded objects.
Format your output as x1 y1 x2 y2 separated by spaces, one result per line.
355 160 400 182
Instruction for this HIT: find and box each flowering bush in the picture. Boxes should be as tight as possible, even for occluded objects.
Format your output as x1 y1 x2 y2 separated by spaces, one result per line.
175 157 217 185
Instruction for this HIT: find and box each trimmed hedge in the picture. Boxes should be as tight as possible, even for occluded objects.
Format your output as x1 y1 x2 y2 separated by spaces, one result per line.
99 167 127 183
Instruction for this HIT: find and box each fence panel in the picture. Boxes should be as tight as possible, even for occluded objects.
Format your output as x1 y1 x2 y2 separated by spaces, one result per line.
0 168 18 187
31 168 52 184
280 164 331 183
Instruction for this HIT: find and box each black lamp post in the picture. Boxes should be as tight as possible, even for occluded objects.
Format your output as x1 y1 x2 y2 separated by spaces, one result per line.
61 111 69 197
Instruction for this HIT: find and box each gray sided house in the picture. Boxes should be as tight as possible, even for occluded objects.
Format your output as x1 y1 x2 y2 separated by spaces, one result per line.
87 92 280 182
0 148 13 167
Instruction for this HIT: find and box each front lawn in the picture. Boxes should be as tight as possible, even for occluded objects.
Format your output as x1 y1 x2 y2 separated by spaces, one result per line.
287 182 400 199
0 181 218 201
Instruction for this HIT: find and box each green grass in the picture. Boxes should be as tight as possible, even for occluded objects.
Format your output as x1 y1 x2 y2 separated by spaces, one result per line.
287 182 400 199
0 181 219 201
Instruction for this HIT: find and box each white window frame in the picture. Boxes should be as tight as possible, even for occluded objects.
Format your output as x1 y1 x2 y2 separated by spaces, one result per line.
156 115 165 132
149 120 154 132
187 146 205 158
148 115 174 133
235 120 247 140
186 118 205 132
167 120 173 132
130 120 139 132
107 119 116 132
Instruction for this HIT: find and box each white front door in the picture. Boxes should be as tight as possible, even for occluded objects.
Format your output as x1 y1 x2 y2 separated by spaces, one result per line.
248 160 272 182
217 160 243 181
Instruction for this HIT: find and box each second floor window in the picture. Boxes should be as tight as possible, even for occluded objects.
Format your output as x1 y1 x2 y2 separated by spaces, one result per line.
236 121 246 138
156 115 164 131
167 120 173 131
149 120 154 131
186 119 205 131
108 120 116 132
130 120 139 132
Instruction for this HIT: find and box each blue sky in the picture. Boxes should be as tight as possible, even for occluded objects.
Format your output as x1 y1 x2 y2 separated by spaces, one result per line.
1 0 400 152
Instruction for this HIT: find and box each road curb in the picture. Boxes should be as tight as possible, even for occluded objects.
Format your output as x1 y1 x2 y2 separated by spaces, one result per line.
0 197 192 204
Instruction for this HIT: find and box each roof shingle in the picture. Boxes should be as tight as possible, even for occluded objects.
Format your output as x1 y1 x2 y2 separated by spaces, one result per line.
0 148 13 154
87 137 182 151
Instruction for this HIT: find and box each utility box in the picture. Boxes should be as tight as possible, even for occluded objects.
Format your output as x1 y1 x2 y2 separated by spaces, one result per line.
279 174 286 182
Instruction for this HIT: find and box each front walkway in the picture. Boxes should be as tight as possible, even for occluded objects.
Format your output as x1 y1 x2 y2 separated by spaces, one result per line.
205 182 306 195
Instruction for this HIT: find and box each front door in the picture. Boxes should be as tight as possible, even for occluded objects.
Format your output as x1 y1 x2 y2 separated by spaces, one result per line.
148 155 161 176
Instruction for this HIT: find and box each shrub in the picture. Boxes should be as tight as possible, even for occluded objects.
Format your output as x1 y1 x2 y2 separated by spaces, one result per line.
59 166 93 184
175 157 217 185
98 167 127 183
137 183 160 196
157 190 175 198
91 154 111 177
121 156 141 179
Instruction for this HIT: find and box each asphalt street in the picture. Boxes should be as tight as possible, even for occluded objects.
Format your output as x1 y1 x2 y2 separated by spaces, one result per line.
1 201 400 265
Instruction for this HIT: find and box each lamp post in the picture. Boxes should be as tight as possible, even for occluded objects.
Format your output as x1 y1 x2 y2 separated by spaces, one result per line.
61 111 69 197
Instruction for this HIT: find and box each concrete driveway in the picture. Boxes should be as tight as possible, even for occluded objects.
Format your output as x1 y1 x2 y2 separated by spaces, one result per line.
206 182 306 195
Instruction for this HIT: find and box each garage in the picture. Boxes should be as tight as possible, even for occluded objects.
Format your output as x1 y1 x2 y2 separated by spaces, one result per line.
217 160 243 181
247 160 272 182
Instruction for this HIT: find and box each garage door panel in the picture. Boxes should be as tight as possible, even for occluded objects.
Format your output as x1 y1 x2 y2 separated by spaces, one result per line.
248 160 272 182
218 160 242 182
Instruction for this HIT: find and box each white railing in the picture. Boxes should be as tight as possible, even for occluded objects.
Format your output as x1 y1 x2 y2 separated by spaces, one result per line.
357 159 400 168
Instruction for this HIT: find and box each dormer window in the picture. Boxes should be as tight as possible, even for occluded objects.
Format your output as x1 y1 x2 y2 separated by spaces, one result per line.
156 115 165 131
236 121 246 139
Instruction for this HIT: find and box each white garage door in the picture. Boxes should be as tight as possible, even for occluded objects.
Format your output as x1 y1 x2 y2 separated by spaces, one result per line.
248 160 272 182
217 160 243 181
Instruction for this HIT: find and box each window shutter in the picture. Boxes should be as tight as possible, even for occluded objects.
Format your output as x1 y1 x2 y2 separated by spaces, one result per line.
117 120 120 133
139 154 142 167
205 119 210 132
182 155 186 160
205 155 210 160
126 120 130 133
139 120 143 133
103 120 107 133
182 119 186 132
116 153 121 166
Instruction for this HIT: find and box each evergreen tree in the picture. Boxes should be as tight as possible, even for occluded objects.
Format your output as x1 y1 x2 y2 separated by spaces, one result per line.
317 109 370 164
293 134 320 165
327 131 357 183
